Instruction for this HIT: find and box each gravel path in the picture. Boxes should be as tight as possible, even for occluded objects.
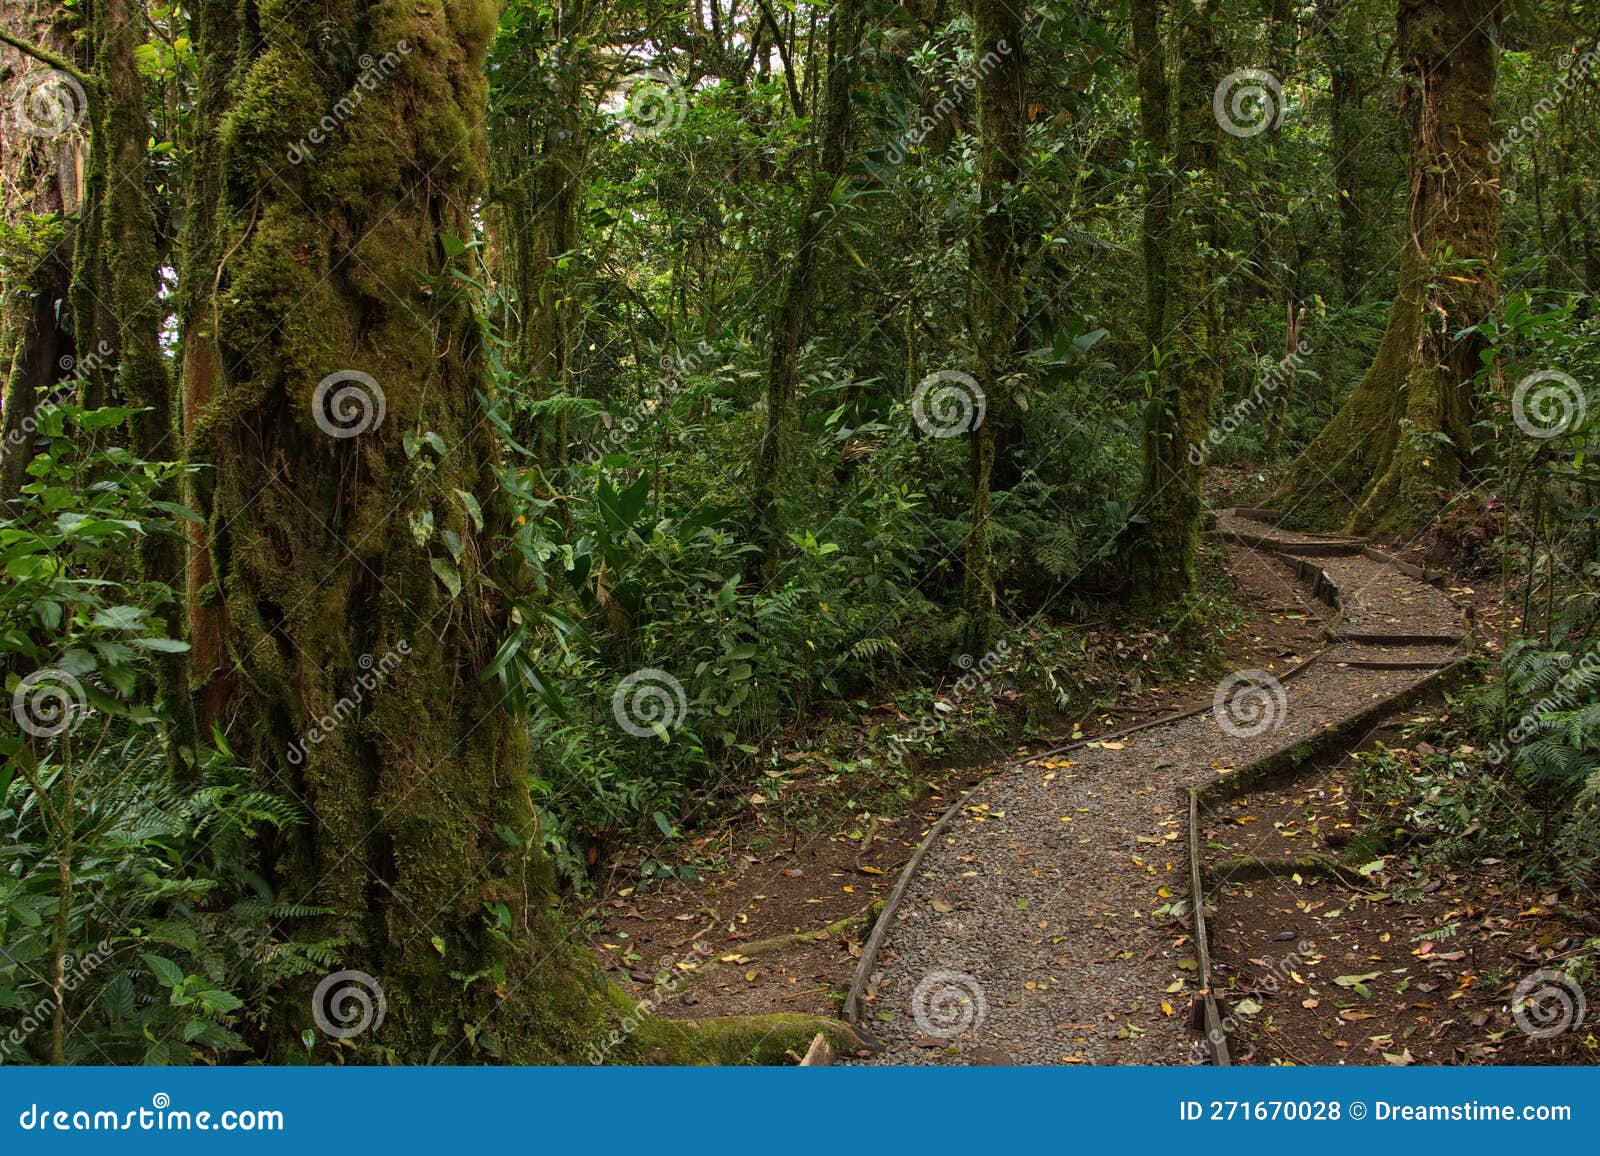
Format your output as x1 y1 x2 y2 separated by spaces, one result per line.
1314 554 1464 640
848 514 1465 1066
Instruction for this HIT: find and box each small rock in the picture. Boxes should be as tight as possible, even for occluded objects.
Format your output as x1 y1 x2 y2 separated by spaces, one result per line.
967 1045 1015 1065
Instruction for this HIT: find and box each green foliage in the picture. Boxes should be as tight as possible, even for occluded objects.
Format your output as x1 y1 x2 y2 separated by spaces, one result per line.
0 407 317 1064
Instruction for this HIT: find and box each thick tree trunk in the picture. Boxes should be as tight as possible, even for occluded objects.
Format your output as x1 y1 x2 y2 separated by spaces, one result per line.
961 0 1026 654
182 0 851 1064
1275 0 1498 533
1125 0 1223 602
748 0 861 581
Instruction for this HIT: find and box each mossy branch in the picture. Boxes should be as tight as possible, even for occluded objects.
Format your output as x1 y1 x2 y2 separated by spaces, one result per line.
0 30 91 89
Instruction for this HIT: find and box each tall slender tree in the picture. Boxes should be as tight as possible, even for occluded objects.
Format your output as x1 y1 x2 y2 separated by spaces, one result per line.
962 0 1027 654
749 0 863 581
1125 0 1223 601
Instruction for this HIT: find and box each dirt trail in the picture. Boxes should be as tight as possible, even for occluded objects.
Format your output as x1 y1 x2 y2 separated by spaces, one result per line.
846 510 1466 1065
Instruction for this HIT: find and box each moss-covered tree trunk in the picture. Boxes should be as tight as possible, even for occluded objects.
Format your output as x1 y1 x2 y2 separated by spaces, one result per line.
94 0 196 763
748 0 861 582
961 0 1025 656
182 0 849 1064
1274 0 1498 532
489 3 592 468
1131 0 1170 351
1125 0 1222 602
0 2 84 504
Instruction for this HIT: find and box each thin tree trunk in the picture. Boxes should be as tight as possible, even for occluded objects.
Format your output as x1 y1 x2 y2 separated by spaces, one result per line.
1131 0 1170 351
97 0 195 764
961 0 1026 654
0 0 83 504
1126 0 1223 601
748 0 862 582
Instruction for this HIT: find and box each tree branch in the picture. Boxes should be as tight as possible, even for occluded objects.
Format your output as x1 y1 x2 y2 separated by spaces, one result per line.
0 29 91 89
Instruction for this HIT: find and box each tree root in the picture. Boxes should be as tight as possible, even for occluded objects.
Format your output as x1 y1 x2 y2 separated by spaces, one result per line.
687 902 882 979
633 1012 864 1065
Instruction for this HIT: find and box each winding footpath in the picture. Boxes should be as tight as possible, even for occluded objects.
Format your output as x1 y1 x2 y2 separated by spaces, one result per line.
846 510 1467 1065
